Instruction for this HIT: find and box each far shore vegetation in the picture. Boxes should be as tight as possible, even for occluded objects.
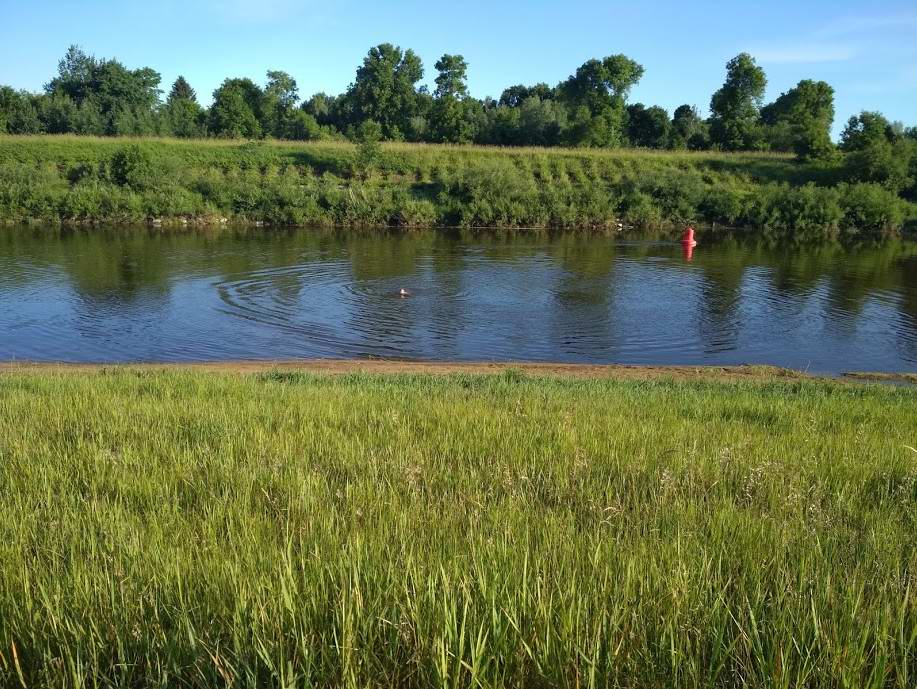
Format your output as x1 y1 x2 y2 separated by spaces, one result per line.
0 369 914 687
1 45 916 238
1 136 915 239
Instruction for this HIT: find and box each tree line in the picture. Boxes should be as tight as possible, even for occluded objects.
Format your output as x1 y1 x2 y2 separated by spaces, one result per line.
1 44 915 167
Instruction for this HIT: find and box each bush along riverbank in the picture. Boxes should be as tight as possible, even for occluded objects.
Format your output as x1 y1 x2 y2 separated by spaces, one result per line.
1 135 915 240
0 369 915 687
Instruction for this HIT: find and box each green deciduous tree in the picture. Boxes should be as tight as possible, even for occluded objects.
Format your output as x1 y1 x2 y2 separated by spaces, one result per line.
43 45 162 136
670 105 709 150
430 98 481 144
433 54 469 99
430 54 480 143
841 112 913 193
302 92 339 127
840 111 896 152
559 54 644 147
0 87 42 134
626 103 671 148
279 110 323 140
709 53 767 150
517 96 567 147
263 70 300 138
46 45 96 103
209 78 263 138
499 83 553 108
761 80 835 159
341 43 424 139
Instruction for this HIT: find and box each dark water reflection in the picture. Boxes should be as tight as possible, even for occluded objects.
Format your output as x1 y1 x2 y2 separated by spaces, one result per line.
1 226 916 373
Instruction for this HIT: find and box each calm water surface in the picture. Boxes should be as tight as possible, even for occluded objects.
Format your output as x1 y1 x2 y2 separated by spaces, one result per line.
1 226 916 374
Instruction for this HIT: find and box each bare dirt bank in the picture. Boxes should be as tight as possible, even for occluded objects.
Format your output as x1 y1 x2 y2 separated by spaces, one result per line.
0 359 830 381
1 359 911 384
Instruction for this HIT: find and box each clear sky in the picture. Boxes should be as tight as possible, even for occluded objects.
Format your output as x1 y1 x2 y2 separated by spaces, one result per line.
1 0 914 137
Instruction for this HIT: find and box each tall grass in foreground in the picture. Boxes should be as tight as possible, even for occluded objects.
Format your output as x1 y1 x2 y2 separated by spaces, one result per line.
0 370 914 688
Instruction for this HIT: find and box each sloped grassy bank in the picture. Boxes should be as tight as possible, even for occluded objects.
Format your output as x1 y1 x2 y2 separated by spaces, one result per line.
0 368 914 687
1 135 914 240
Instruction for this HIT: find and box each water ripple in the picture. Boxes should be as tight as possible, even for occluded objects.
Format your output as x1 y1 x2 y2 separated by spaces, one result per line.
1 228 916 373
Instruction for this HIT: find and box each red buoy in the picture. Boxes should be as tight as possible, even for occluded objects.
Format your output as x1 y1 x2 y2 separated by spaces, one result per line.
681 226 697 247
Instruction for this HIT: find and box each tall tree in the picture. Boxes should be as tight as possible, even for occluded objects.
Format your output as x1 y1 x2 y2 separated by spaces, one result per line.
209 78 263 138
263 70 300 137
709 53 767 150
45 45 96 103
559 54 644 147
430 54 479 143
340 43 424 138
168 76 197 103
44 45 162 135
761 79 835 159
165 76 204 138
433 54 469 99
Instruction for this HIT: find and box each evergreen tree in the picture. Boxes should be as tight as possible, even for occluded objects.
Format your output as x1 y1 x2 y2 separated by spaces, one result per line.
165 76 204 138
168 76 197 103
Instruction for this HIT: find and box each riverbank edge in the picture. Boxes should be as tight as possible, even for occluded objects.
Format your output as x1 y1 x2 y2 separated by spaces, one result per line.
0 216 685 234
2 360 913 385
3 215 915 239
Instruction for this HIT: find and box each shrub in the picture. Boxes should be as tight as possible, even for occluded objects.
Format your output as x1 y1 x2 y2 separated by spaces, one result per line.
639 170 705 222
620 190 663 228
700 187 747 225
746 183 842 241
838 183 905 237
395 197 439 227
109 144 156 190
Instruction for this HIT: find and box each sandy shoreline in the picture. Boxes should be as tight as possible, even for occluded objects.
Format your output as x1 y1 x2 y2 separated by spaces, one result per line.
1 359 913 384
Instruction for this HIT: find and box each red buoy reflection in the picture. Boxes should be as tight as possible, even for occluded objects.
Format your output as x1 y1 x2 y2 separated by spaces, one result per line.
681 226 697 261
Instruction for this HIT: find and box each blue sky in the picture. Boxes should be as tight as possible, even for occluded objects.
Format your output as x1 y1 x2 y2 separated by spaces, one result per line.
1 0 915 137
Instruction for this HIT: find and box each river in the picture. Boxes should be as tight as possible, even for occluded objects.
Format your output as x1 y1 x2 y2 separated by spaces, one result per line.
1 226 915 374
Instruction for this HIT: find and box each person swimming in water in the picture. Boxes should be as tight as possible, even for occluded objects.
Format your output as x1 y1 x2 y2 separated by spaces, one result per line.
399 288 411 297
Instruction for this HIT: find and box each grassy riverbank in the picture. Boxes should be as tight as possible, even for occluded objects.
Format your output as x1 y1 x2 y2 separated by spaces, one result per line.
0 368 914 687
2 135 914 239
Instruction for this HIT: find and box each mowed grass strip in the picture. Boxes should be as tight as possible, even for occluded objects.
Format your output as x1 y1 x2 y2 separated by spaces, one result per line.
0 370 914 687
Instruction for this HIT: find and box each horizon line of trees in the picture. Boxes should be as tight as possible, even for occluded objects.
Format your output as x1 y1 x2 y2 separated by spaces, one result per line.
1 45 916 166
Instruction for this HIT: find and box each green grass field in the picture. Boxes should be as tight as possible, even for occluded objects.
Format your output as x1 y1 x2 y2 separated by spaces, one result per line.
2 135 912 238
0 369 914 687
